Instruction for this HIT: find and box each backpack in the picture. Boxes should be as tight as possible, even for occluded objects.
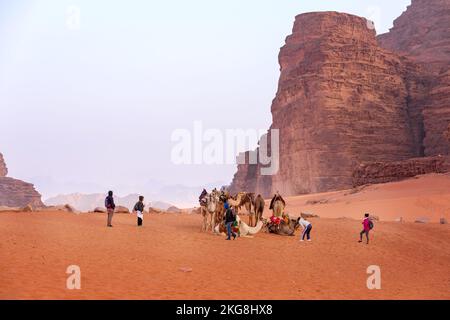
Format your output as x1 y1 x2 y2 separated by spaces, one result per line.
369 220 374 230
105 197 111 209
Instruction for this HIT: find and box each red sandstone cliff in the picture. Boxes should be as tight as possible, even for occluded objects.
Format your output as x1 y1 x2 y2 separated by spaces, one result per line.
353 156 450 187
378 0 450 73
229 3 450 197
379 0 450 157
0 153 44 208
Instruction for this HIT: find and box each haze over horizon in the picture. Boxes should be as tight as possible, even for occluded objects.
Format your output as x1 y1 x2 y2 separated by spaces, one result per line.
0 0 411 204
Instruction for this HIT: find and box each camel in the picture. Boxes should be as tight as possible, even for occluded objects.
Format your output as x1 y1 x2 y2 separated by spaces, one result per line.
214 190 228 226
264 217 298 236
236 215 264 237
227 192 245 211
214 215 264 237
253 194 265 226
269 192 286 217
227 192 254 221
201 190 219 232
241 193 255 226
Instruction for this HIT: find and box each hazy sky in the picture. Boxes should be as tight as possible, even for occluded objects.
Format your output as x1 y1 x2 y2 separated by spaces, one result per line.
0 0 411 199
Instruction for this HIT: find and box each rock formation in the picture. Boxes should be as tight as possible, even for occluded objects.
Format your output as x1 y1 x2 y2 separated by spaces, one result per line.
229 2 450 197
0 177 44 208
353 156 450 187
0 152 44 208
379 0 450 157
378 0 450 73
0 153 7 177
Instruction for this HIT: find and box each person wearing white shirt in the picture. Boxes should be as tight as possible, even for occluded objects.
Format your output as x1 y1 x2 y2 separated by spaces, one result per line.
297 217 312 242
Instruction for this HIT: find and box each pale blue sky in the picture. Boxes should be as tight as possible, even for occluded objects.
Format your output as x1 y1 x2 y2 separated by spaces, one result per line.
0 0 411 200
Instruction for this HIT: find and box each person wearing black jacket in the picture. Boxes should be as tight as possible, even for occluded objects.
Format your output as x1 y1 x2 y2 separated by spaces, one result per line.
133 196 145 226
224 202 237 240
105 191 116 227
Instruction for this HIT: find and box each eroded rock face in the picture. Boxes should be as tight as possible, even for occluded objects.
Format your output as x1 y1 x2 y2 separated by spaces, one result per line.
230 12 422 197
230 4 450 197
0 153 7 177
0 177 44 208
422 70 450 156
378 0 450 158
378 0 450 73
352 156 450 187
0 152 44 208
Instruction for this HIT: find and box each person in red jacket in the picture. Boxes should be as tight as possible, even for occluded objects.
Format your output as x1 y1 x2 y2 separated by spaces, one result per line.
358 213 371 244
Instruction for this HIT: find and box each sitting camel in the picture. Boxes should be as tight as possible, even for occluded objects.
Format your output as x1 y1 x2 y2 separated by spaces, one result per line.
214 215 264 237
269 192 286 217
264 216 298 236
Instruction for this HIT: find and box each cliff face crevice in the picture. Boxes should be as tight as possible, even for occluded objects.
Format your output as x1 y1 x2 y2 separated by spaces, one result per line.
229 3 450 197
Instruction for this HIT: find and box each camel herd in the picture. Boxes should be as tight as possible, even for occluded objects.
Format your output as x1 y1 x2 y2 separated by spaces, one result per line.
199 189 298 236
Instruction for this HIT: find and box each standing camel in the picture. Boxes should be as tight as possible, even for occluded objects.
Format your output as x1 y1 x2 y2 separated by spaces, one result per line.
269 192 285 217
253 194 265 226
214 190 228 226
201 191 219 232
227 192 245 213
241 193 255 226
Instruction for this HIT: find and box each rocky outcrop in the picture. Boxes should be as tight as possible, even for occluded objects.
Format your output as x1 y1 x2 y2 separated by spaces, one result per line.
352 156 450 187
230 12 422 197
422 70 450 156
0 177 44 208
114 206 130 214
0 152 44 208
378 0 450 73
230 3 450 197
378 0 450 158
0 153 7 177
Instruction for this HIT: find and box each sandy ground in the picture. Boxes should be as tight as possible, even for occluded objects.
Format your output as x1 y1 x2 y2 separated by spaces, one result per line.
0 210 449 300
277 173 450 223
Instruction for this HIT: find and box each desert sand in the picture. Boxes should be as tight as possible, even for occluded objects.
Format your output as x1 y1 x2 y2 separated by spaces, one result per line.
0 174 449 300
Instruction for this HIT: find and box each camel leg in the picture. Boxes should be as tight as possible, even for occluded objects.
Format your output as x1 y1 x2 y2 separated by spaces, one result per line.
200 208 206 232
201 215 206 232
211 212 216 233
203 212 208 232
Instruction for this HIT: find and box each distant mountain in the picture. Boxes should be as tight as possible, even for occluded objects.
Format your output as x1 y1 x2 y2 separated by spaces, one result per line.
42 179 228 211
45 193 153 212
148 201 174 210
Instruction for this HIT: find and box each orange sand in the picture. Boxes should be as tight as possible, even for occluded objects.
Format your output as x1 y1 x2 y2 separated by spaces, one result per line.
0 174 449 300
278 173 450 223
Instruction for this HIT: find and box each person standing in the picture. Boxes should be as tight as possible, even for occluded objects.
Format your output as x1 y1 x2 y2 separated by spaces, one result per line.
133 196 145 227
298 217 312 241
105 191 116 227
224 202 236 240
359 213 372 244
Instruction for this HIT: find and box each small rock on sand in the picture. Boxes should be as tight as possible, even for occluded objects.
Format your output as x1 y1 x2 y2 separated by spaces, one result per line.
301 212 320 219
115 206 130 214
440 218 448 225
93 207 106 213
179 267 192 273
415 217 429 224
